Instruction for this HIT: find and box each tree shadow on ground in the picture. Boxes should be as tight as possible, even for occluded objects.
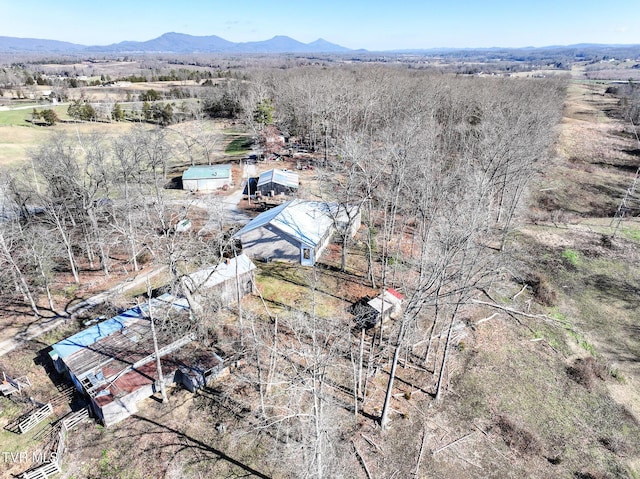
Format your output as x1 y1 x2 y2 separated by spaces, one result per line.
131 414 272 479
584 274 640 310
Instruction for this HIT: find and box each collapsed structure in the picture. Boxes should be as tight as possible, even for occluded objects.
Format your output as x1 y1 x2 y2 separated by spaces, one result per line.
50 294 225 426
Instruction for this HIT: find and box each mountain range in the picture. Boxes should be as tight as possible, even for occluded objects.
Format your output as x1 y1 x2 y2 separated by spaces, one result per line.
0 32 352 54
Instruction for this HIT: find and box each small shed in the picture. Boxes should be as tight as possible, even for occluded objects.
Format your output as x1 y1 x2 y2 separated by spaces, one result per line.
178 352 226 392
182 164 233 191
368 288 404 320
256 169 299 197
354 289 404 329
182 254 257 307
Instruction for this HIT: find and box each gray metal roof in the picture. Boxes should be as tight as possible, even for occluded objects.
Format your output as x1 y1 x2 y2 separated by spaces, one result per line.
183 254 256 293
257 168 299 189
233 199 336 248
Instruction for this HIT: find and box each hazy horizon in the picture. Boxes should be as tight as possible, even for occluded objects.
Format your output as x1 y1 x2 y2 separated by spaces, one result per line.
0 0 638 51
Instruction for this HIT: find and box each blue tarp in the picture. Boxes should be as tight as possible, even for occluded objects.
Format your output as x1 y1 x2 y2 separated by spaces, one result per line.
51 293 189 359
52 307 145 359
242 177 258 195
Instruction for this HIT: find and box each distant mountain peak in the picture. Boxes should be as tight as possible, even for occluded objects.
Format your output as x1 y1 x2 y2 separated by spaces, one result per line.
0 32 352 54
307 38 351 52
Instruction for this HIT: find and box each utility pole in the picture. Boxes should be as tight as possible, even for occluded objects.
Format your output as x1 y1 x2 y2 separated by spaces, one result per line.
147 279 168 403
233 247 245 350
611 164 640 238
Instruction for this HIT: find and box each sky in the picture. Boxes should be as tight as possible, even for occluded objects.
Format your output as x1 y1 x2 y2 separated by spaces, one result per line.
0 0 638 51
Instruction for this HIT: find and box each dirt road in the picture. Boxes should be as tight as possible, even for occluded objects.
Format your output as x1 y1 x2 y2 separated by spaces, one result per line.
0 266 167 357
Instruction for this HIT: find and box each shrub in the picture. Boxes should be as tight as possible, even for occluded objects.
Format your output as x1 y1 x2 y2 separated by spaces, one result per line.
562 248 581 267
609 367 624 383
525 272 557 306
574 472 613 479
136 249 152 265
63 284 79 299
567 357 607 391
600 234 614 249
39 108 58 125
598 435 628 456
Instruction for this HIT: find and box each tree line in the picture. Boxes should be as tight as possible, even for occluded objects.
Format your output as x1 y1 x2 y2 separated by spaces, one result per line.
220 66 567 476
0 65 566 477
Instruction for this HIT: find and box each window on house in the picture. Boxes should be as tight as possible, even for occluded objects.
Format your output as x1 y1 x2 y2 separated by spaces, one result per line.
303 248 311 260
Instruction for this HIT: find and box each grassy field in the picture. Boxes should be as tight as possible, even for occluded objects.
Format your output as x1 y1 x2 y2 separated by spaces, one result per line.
0 108 37 126
224 133 253 156
0 125 51 167
511 81 640 475
0 104 72 125
0 121 142 168
0 113 249 171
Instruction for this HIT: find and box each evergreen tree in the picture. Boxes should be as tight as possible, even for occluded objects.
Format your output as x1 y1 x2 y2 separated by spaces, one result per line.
112 102 125 122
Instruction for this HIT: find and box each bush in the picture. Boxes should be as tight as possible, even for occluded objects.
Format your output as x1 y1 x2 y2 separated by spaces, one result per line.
598 435 628 456
38 108 59 125
574 472 613 479
562 248 581 267
525 272 557 306
136 249 152 265
567 357 607 391
67 99 97 121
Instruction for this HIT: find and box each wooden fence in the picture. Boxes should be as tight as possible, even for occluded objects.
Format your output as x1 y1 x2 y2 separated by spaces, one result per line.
21 461 61 479
62 408 90 431
21 408 90 479
18 403 53 434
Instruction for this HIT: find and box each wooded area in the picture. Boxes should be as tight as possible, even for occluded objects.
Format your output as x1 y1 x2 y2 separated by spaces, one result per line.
2 61 640 478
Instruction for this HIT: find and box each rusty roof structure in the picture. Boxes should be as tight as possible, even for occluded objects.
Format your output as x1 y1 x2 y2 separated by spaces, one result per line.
51 294 223 416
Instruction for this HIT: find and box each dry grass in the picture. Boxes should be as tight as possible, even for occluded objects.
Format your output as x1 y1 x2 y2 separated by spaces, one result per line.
0 122 141 168
506 80 640 477
493 415 543 456
567 356 608 391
